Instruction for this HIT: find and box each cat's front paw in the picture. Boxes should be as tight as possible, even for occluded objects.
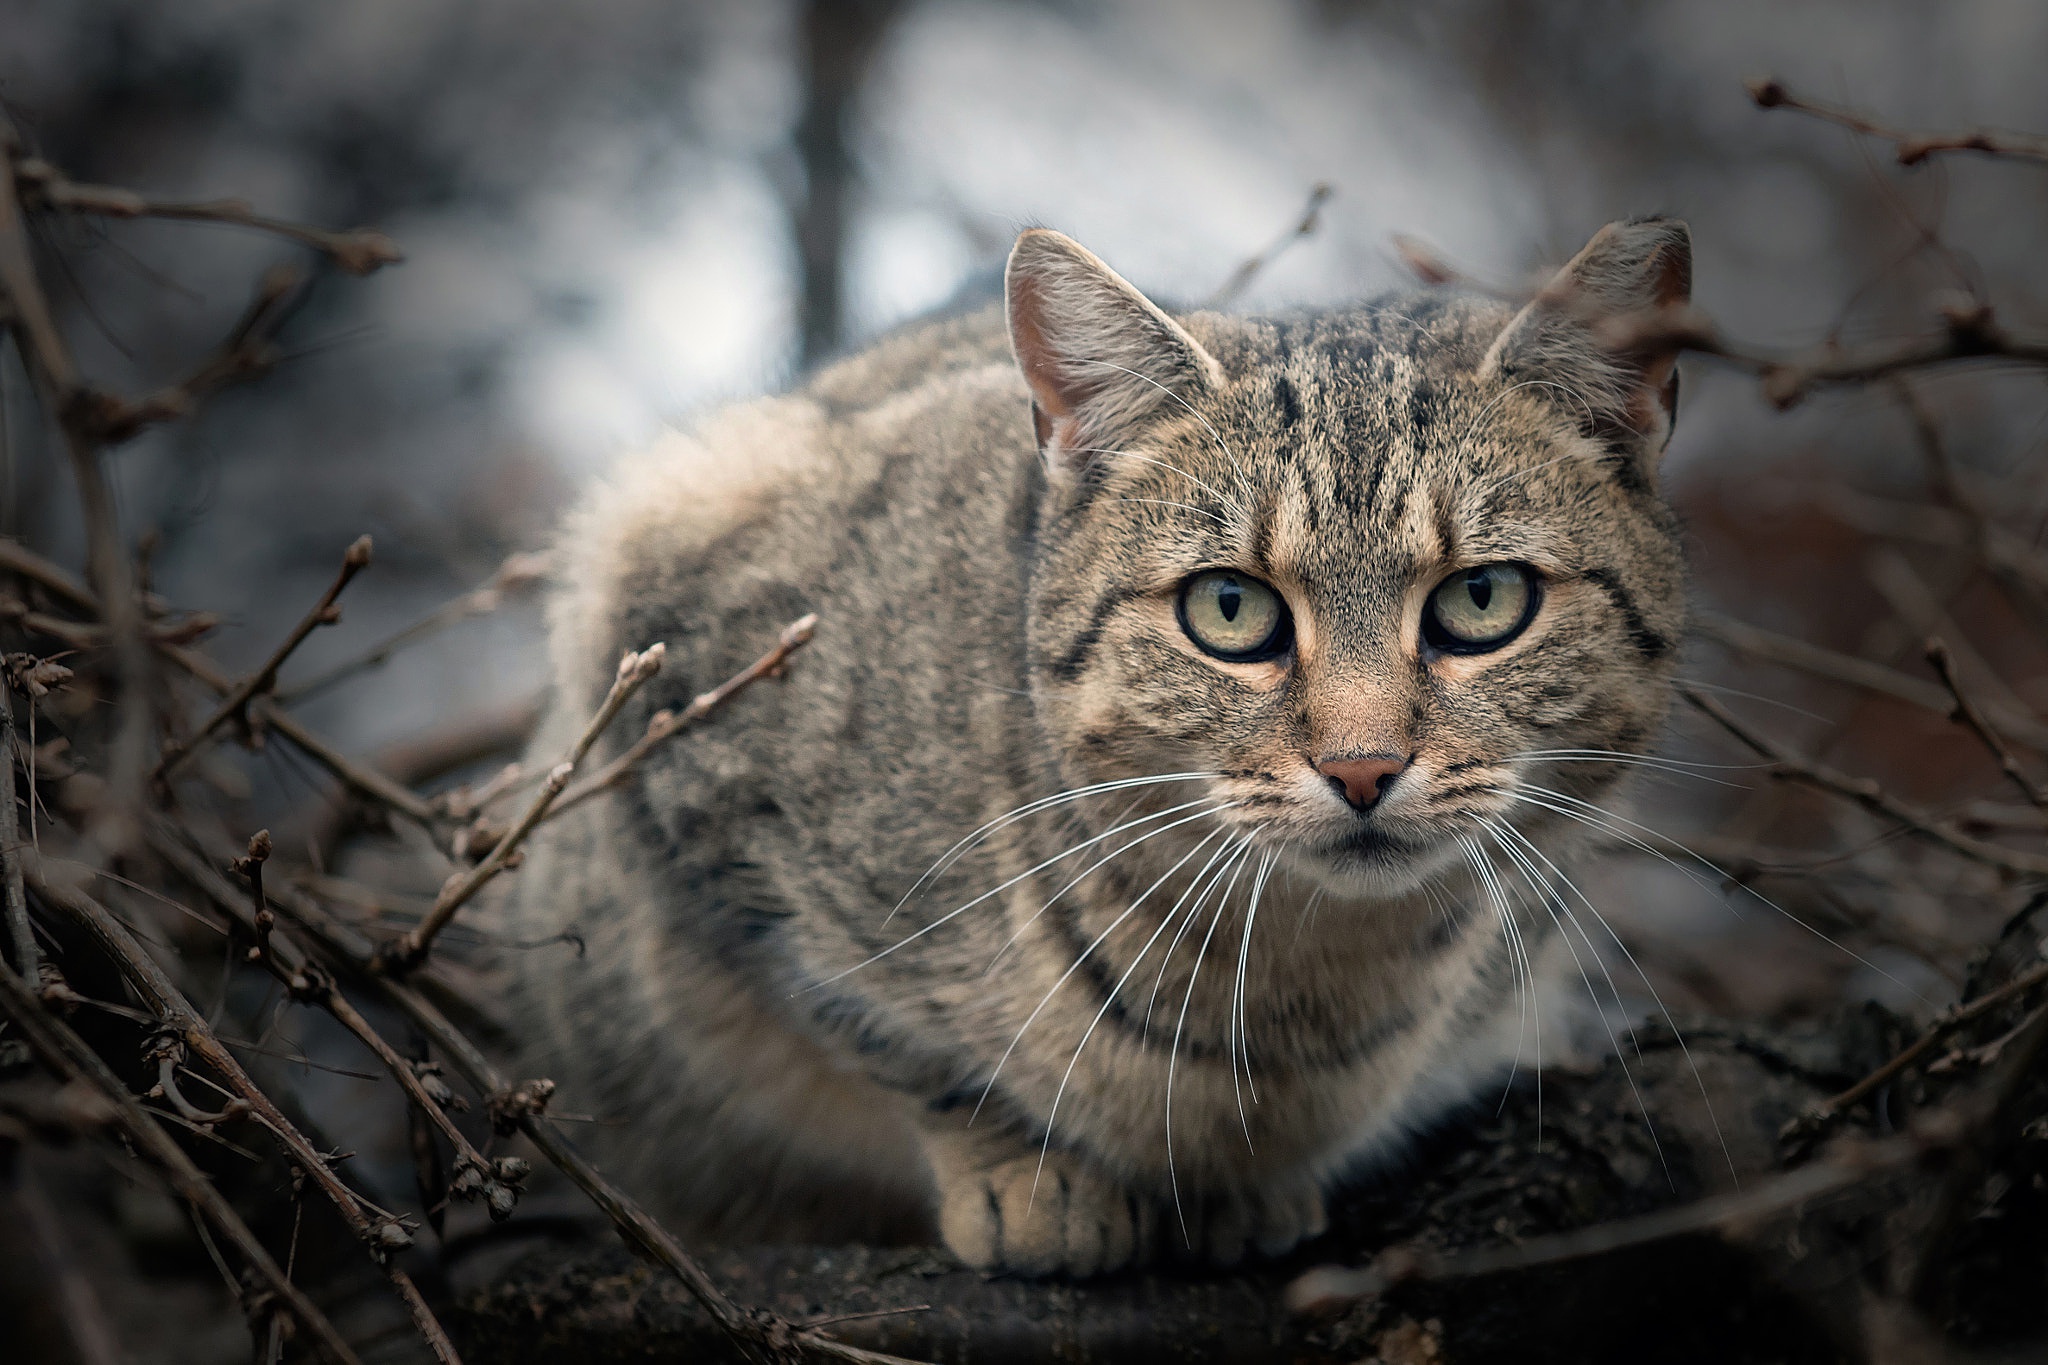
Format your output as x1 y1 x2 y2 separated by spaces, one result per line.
935 1145 1154 1277
1164 1178 1329 1268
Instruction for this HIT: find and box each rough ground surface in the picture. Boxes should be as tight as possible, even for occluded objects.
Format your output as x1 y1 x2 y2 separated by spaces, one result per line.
452 1001 2048 1364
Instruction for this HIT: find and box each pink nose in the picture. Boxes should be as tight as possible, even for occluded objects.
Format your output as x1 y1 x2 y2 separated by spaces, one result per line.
1317 755 1407 811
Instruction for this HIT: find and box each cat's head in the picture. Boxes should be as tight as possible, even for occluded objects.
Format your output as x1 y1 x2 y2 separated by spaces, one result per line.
1008 219 1690 897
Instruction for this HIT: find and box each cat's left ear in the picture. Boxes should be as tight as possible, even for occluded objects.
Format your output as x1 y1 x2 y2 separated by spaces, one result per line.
1482 216 1692 460
1005 228 1224 480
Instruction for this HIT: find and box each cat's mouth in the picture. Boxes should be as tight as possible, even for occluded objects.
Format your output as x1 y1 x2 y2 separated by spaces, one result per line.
1285 815 1466 897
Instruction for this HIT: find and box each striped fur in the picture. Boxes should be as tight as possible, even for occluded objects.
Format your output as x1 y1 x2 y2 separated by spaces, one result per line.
502 220 1692 1274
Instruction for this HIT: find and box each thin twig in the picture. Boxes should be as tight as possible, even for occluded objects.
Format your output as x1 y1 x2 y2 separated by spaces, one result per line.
0 116 152 857
156 536 374 783
1 671 36 980
1748 77 2048 167
1679 684 2048 876
1926 640 2048 808
1693 611 2048 750
25 865 464 1365
543 614 817 825
378 644 667 971
1788 959 2048 1135
13 156 403 273
1601 296 2048 409
277 551 550 706
151 823 924 1365
1206 182 1333 308
0 953 365 1365
1286 1130 1930 1314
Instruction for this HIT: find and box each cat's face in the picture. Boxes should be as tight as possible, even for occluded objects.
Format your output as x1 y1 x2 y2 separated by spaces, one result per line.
1010 223 1690 897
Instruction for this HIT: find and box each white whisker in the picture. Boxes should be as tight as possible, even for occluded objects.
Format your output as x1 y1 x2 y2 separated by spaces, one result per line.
1168 846 1271 1245
889 771 1217 924
971 817 1245 1124
1485 815 1719 1187
1031 832 1258 1203
981 801 1242 976
1509 784 1930 1006
808 797 1229 993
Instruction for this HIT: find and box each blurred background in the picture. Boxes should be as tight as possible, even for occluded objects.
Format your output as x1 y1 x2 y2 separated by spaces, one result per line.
9 2 2048 1359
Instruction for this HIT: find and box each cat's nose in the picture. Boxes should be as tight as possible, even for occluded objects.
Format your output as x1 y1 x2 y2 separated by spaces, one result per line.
1317 754 1407 811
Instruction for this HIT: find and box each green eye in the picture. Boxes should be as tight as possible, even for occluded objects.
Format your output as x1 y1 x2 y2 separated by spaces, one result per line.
1424 563 1538 652
1178 570 1291 661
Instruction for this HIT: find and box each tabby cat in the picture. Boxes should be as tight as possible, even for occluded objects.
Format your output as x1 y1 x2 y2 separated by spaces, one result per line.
502 216 1692 1275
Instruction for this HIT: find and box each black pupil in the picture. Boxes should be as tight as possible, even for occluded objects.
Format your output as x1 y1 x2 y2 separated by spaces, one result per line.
1465 569 1492 611
1217 580 1242 622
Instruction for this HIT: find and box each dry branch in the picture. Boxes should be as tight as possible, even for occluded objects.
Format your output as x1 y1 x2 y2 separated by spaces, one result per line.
12 154 404 273
278 551 550 706
146 823 922 1365
1680 684 2048 876
1285 1130 1926 1314
23 863 465 1365
156 535 375 783
544 613 818 824
1206 181 1333 307
0 952 365 1365
378 643 666 971
1926 639 2048 808
1748 76 2048 166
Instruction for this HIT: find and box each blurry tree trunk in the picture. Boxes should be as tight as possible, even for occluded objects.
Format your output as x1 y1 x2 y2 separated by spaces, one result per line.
792 0 901 368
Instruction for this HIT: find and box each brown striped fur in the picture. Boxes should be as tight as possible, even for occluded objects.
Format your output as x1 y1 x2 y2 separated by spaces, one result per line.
502 219 1693 1273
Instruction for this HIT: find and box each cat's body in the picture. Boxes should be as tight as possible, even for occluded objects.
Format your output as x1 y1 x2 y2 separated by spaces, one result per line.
504 221 1691 1273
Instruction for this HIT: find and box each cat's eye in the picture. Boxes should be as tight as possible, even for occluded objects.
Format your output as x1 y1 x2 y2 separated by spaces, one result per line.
1423 563 1539 653
1178 570 1292 661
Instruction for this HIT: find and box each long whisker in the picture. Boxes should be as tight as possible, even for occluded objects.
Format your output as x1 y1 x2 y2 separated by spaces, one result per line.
1031 833 1257 1203
888 772 1217 923
1229 842 1279 1134
1168 846 1271 1246
1487 815 1723 1187
1459 834 1530 1107
1223 849 1276 1152
1481 818 1676 1182
1464 833 1540 1137
808 797 1229 992
1143 829 1257 1038
980 801 1242 976
971 819 1243 1123
1509 784 1930 1005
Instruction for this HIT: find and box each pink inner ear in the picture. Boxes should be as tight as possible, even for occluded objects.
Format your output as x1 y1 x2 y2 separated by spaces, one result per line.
1007 274 1077 423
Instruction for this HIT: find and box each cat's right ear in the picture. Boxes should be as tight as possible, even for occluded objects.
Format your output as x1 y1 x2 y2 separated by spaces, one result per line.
1005 229 1223 481
1482 217 1692 462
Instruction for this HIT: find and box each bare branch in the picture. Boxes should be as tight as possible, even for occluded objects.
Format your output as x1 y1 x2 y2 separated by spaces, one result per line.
156 535 374 783
544 613 817 826
0 953 366 1365
1206 182 1333 308
1926 639 2048 808
1 671 36 981
1286 1129 1929 1315
378 644 667 971
12 156 403 273
1679 684 2048 876
151 824 922 1365
1748 76 2048 167
1692 611 2048 750
1786 959 2048 1141
1603 297 2048 409
278 550 550 705
25 863 464 1364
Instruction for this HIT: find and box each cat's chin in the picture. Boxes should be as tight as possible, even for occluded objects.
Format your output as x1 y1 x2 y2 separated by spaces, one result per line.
1288 826 1461 900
